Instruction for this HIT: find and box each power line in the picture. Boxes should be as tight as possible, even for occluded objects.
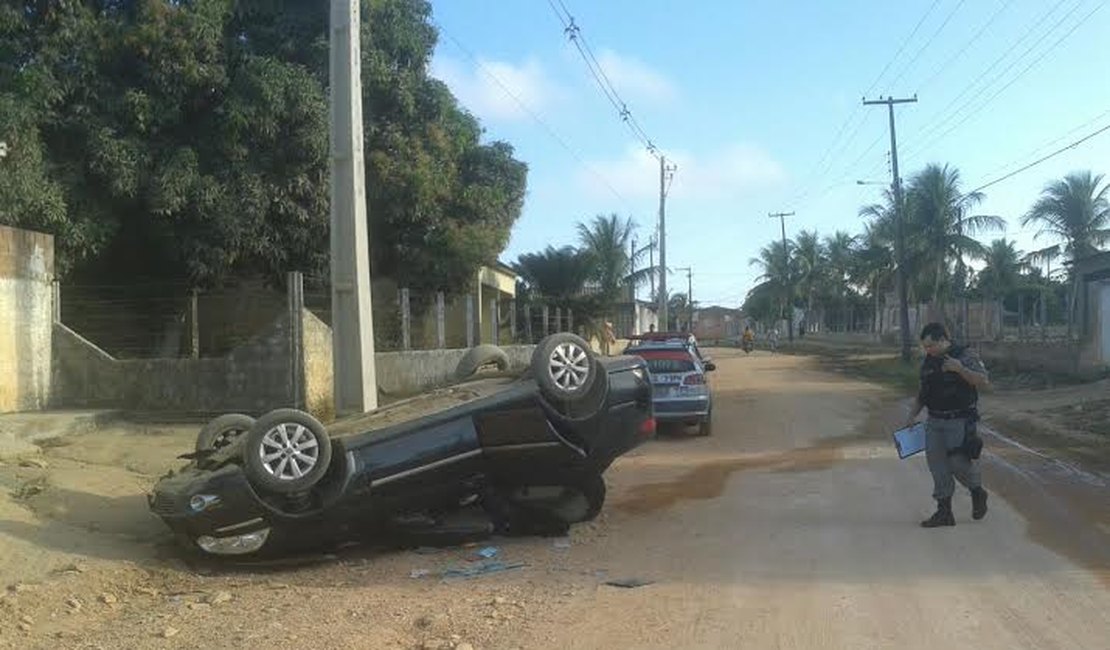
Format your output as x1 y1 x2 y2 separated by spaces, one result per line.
546 0 662 157
433 20 633 209
909 0 1105 158
903 0 1084 156
964 120 1110 196
981 106 1110 178
914 0 1016 94
885 0 970 92
787 0 942 206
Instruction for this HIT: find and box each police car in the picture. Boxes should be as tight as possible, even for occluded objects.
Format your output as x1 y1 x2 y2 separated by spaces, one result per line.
624 338 715 436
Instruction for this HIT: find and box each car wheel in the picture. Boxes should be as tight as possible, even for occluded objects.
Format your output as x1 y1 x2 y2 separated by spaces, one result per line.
532 333 597 403
697 409 713 436
455 344 510 381
195 413 255 453
243 409 333 495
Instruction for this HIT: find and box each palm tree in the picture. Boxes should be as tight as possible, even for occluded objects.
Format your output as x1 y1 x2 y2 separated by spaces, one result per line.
905 163 1006 311
977 239 1025 300
513 246 593 306
1021 171 1110 335
824 231 856 331
750 242 793 324
792 230 824 331
576 214 654 307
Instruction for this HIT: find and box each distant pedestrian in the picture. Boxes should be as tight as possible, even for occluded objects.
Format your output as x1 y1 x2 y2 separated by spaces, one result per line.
768 327 779 353
904 322 991 527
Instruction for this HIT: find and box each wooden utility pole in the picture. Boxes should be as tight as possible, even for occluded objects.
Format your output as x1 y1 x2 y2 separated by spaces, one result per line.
864 95 917 362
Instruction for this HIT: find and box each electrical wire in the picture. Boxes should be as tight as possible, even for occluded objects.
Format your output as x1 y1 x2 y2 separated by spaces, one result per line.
963 120 1110 196
434 20 634 210
546 0 663 157
903 0 1084 156
908 0 1105 158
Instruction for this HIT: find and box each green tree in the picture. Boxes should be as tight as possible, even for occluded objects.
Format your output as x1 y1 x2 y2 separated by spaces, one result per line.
792 229 824 324
0 0 527 295
905 163 1005 310
1021 171 1110 334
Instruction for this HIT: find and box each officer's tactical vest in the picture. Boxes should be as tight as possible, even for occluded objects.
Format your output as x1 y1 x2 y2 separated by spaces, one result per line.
920 345 978 412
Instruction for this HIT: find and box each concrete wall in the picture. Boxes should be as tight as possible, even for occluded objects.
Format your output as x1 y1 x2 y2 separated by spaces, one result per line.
52 313 296 413
302 309 335 422
0 225 54 413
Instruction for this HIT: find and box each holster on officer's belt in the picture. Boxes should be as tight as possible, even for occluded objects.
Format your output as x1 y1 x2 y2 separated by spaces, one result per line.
948 410 983 460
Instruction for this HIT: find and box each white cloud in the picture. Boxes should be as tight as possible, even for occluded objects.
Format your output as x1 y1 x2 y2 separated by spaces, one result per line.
579 143 787 202
430 55 564 122
595 49 677 104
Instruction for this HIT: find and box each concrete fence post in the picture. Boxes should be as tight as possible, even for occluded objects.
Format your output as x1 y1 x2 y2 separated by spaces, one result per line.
466 294 475 347
524 303 533 343
436 292 446 349
510 299 517 343
51 280 61 324
555 307 562 333
568 308 574 333
400 287 411 350
491 298 499 345
287 271 305 409
542 305 550 336
189 289 200 359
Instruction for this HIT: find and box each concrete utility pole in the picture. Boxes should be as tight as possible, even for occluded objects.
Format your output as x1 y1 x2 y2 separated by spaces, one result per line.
657 156 677 329
864 95 917 363
329 0 377 414
769 211 795 342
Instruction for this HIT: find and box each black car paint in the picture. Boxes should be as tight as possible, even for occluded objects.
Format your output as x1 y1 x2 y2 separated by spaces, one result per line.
149 356 652 555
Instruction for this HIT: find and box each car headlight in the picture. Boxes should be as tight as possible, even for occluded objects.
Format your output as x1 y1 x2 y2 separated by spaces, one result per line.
196 528 270 555
189 494 221 513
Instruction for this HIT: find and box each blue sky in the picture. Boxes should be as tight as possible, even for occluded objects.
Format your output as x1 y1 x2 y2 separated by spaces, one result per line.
427 0 1110 307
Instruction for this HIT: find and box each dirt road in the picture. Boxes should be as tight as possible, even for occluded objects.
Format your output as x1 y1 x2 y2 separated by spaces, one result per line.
1 350 1107 649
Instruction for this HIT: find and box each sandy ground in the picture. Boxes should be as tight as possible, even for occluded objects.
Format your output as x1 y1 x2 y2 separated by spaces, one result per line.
0 350 1107 649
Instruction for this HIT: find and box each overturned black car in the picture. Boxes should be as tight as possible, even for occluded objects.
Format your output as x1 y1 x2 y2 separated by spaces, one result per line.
148 333 655 557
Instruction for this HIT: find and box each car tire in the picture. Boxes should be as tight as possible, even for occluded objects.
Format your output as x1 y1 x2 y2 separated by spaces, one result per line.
195 413 255 453
455 344 510 381
697 409 713 437
531 333 597 403
242 409 333 495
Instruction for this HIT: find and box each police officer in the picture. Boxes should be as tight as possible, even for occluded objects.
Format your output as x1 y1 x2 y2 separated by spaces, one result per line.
904 322 991 527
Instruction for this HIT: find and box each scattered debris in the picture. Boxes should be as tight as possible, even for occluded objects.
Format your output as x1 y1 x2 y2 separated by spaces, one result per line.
100 593 118 605
57 563 88 575
19 457 49 469
553 538 571 549
188 602 211 611
20 615 33 626
475 546 499 560
604 577 655 589
412 546 442 555
410 568 432 579
207 591 233 605
65 596 83 611
441 561 526 581
162 626 180 639
18 622 31 633
456 643 475 650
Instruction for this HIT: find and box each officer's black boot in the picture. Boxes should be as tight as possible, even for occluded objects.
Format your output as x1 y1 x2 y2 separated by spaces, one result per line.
971 487 988 520
921 497 955 528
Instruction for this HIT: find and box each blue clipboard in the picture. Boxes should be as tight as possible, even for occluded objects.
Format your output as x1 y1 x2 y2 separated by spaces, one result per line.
892 422 926 459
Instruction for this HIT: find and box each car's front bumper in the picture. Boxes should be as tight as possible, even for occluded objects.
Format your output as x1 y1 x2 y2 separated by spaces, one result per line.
148 464 278 555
